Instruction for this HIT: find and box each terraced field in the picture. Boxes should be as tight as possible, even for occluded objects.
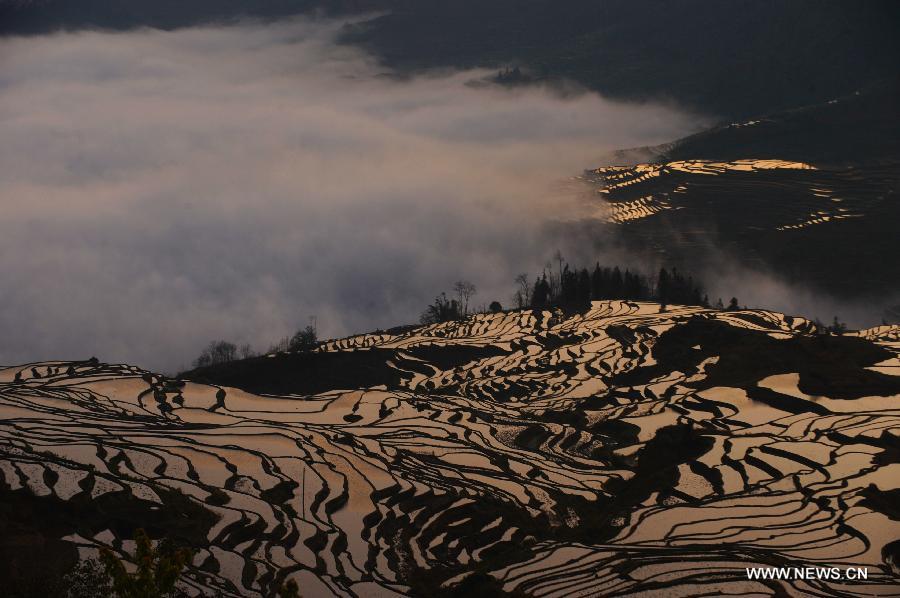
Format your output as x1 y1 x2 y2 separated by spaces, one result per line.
584 158 900 300
588 158 886 226
2 301 899 596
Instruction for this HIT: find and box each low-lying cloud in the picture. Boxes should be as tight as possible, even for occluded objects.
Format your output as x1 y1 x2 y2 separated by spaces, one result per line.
0 19 703 372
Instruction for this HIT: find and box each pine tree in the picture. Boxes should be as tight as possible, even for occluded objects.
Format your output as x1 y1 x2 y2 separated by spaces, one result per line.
576 268 591 307
531 274 550 309
657 268 671 305
829 316 847 335
610 266 624 299
560 264 578 306
591 263 603 299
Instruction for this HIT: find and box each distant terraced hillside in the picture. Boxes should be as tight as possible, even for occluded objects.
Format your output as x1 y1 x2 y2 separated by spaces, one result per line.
587 157 897 224
2 301 899 596
585 158 900 300
584 82 900 304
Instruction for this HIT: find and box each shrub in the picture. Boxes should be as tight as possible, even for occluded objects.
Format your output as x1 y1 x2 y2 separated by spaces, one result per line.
64 559 112 598
98 529 192 598
278 579 301 598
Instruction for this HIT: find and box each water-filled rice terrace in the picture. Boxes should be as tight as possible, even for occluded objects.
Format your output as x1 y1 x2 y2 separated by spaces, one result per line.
2 301 899 596
585 159 900 297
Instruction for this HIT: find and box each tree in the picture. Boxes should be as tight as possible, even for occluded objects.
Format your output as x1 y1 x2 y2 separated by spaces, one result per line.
267 336 291 353
452 280 477 316
727 297 740 311
239 344 255 359
560 265 577 306
193 340 237 368
489 301 502 313
812 317 825 334
289 325 318 352
98 529 191 598
513 290 525 309
590 263 604 299
656 268 670 305
421 293 461 324
531 274 550 309
549 251 565 299
610 266 624 299
553 250 565 286
514 273 531 308
828 316 847 335
576 268 591 307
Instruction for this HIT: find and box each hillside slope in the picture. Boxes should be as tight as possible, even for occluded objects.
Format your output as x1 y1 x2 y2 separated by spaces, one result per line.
3 1 898 119
342 0 900 119
585 82 900 304
1 301 899 596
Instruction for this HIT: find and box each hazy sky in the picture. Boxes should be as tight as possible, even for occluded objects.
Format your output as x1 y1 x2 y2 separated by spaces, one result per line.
0 19 705 372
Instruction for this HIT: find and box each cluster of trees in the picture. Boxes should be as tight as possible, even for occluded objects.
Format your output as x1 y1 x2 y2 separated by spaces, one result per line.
420 280 478 324
518 259 709 311
814 316 848 335
494 65 530 85
191 320 319 369
191 340 254 368
192 257 750 367
61 529 301 598
420 257 747 326
268 323 319 354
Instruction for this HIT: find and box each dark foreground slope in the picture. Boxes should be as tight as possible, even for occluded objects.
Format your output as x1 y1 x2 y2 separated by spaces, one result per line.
1 302 899 596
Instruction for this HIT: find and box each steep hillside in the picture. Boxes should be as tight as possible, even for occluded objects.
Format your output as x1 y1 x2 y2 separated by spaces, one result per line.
585 158 900 299
660 81 900 165
585 83 900 303
2 301 899 596
3 1 898 119
342 0 900 119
